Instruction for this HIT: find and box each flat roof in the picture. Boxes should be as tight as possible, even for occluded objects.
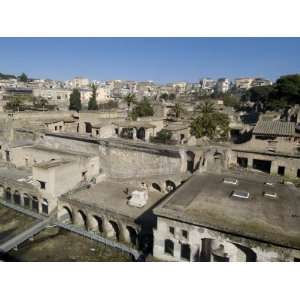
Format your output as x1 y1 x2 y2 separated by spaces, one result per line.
30 144 94 158
64 180 163 220
113 121 155 129
0 166 32 180
154 171 300 249
33 159 72 169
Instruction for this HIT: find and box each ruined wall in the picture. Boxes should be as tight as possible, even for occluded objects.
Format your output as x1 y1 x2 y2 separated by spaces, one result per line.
98 142 185 178
153 216 300 262
232 150 300 178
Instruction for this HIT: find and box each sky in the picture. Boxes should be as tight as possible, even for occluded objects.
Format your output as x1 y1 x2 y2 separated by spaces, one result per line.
0 37 300 83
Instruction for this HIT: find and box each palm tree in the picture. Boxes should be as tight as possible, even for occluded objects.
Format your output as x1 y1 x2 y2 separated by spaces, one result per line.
124 93 136 110
197 101 215 114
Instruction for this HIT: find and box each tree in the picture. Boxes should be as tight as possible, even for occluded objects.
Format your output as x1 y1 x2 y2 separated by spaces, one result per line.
275 74 300 105
172 102 184 119
168 93 176 101
155 129 172 143
18 73 28 82
191 101 229 140
223 94 239 108
69 89 82 111
5 96 23 111
196 101 215 114
159 93 169 101
124 93 136 109
88 84 98 110
130 98 154 120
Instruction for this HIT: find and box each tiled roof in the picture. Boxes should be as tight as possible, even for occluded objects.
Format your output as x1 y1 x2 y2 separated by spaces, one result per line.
253 120 295 136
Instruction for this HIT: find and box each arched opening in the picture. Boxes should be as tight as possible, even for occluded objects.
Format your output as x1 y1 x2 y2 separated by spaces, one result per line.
109 220 120 241
42 198 49 215
180 243 191 261
137 127 146 141
85 122 92 133
186 151 195 173
92 215 103 233
31 196 39 213
5 187 11 201
59 206 73 223
166 180 176 192
77 210 88 229
233 243 257 262
127 226 138 246
13 190 21 205
23 193 30 208
164 239 174 256
211 244 230 262
152 183 161 192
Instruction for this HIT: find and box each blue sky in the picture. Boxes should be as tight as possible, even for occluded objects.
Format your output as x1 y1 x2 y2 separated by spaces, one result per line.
0 38 299 83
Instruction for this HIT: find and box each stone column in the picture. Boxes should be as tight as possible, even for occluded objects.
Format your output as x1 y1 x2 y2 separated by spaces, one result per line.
102 218 116 239
145 129 150 142
20 194 24 207
120 224 131 244
73 210 84 227
173 241 181 261
87 215 98 232
247 157 253 169
191 244 201 262
270 160 277 175
132 127 137 140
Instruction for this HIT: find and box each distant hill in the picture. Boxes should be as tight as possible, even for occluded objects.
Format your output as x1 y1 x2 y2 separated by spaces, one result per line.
0 72 16 80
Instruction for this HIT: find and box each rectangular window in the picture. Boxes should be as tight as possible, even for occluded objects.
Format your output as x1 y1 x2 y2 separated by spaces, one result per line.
182 230 188 239
169 226 175 235
24 196 30 208
39 181 46 190
32 199 39 213
297 169 300 178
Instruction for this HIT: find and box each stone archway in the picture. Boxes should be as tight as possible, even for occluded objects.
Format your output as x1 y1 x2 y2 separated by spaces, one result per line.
13 190 21 205
41 198 49 215
59 206 73 223
137 127 146 141
165 180 176 192
5 187 11 201
89 215 104 233
76 210 88 229
109 220 120 241
186 151 195 173
126 226 138 246
152 183 161 192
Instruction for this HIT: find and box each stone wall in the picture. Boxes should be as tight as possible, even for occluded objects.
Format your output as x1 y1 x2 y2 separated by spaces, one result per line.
153 216 300 262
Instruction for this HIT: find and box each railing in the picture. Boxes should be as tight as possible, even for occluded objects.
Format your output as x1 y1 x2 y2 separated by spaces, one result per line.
0 218 51 253
55 222 141 260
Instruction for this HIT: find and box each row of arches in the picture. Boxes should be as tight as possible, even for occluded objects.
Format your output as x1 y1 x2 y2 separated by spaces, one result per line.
59 205 138 247
0 185 49 215
151 180 177 193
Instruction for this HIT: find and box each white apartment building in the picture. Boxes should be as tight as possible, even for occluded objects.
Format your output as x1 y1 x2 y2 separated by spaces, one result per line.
216 78 230 93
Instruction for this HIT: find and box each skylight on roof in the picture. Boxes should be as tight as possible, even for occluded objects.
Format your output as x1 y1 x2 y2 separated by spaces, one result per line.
263 191 277 198
223 178 238 185
232 190 250 199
